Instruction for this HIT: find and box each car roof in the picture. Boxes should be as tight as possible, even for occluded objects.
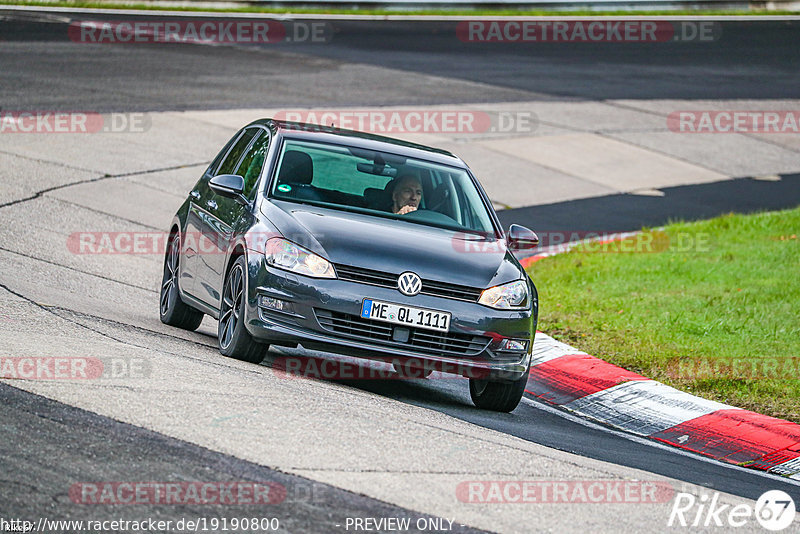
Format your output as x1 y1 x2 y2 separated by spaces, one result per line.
246 119 468 168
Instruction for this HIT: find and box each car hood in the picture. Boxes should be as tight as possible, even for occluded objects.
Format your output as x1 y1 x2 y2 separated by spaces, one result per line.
262 201 522 289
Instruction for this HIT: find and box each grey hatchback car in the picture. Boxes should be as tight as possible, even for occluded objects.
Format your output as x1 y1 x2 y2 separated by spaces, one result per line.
160 119 539 412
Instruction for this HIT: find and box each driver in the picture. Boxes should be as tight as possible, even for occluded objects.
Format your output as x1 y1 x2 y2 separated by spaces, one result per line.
391 174 423 215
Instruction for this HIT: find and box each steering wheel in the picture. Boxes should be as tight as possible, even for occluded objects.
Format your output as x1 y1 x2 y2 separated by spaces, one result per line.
402 208 460 226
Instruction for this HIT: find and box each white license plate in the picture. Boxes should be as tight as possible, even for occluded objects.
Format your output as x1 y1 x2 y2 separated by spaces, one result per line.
360 299 451 333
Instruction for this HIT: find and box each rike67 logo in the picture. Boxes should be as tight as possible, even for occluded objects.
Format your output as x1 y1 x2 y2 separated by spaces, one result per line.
669 490 796 531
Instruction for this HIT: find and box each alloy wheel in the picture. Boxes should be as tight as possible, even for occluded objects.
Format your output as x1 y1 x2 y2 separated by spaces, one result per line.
160 236 179 316
219 264 244 349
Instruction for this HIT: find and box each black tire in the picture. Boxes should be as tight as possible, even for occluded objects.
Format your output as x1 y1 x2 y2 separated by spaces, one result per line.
160 232 204 331
218 256 268 364
469 370 528 413
392 360 433 378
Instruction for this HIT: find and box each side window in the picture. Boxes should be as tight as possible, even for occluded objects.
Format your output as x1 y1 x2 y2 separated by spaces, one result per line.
206 133 240 176
234 130 270 200
216 128 258 176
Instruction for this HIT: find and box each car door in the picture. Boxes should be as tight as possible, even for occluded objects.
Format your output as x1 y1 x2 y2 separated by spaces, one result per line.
181 131 240 299
196 127 271 309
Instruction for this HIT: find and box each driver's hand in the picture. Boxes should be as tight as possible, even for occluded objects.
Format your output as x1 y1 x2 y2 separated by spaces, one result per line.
397 205 417 215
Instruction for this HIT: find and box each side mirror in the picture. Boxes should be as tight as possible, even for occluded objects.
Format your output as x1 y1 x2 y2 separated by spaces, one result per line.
209 174 248 205
209 174 245 196
507 224 539 251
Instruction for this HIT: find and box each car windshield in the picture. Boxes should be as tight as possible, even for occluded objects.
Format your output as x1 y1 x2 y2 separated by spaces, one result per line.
268 138 496 234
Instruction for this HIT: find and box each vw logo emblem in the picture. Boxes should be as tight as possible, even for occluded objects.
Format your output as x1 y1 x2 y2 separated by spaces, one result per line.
397 271 422 296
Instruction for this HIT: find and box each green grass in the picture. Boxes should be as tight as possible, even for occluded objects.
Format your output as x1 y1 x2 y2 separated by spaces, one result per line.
528 207 800 423
2 0 799 16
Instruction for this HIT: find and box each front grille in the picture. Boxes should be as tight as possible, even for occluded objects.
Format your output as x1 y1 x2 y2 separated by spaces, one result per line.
335 264 398 288
334 264 482 302
315 310 491 357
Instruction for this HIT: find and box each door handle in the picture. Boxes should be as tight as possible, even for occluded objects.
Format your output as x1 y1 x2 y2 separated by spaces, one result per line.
190 190 201 200
207 200 217 210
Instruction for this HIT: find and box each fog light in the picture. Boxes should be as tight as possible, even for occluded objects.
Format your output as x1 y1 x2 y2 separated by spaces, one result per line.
258 295 294 314
500 338 528 352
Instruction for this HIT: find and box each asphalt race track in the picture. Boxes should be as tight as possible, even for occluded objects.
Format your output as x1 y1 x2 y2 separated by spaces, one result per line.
1 10 799 533
2 14 800 110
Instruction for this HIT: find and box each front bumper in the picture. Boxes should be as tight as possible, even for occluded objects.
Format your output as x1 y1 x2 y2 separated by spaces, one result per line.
243 255 535 382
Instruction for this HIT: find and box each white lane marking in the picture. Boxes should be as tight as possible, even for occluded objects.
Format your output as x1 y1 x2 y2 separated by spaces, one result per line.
520 397 800 489
531 332 588 366
563 380 736 436
770 457 800 479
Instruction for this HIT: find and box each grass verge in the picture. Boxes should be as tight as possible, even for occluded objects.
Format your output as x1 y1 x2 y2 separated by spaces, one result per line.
0 0 798 16
527 207 800 423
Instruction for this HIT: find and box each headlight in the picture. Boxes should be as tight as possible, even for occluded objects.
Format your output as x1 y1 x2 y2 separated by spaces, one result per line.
478 280 528 310
264 238 336 279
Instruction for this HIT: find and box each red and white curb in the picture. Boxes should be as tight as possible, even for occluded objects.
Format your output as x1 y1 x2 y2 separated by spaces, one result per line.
527 326 800 480
521 229 800 480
